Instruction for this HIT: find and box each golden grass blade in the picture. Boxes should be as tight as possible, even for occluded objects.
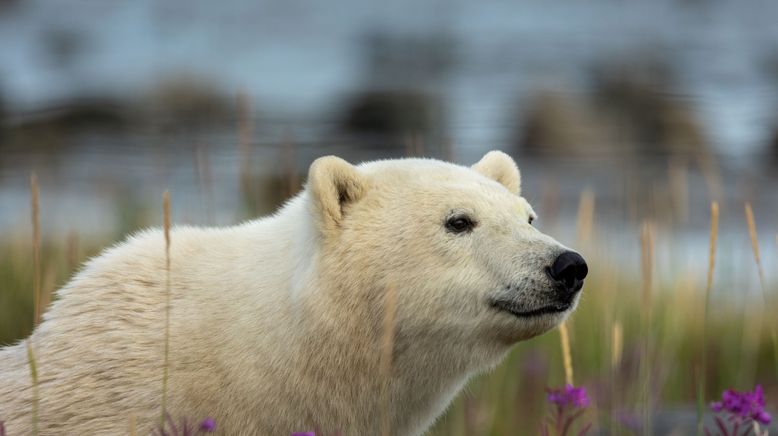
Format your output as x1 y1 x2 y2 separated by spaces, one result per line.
639 221 655 435
705 202 719 297
40 266 55 317
194 145 215 225
26 342 39 436
237 91 255 213
744 203 765 297
575 189 595 245
696 149 722 203
30 173 41 326
698 201 719 435
66 231 80 273
559 322 574 386
380 284 398 436
744 203 778 377
640 222 655 311
282 132 300 198
161 191 172 424
668 158 689 223
129 416 137 436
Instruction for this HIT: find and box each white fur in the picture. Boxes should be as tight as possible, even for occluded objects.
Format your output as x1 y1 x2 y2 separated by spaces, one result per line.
0 152 580 435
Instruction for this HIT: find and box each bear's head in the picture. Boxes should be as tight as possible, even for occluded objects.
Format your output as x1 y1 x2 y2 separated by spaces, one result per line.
306 151 587 362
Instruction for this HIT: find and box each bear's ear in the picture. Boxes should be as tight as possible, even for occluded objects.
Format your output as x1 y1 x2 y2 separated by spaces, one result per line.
307 156 367 232
471 150 521 195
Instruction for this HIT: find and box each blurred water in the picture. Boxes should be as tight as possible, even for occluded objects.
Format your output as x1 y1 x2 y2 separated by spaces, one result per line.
1 0 778 152
0 0 777 279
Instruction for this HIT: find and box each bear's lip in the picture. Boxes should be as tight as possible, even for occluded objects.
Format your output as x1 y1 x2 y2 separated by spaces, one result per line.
489 299 572 318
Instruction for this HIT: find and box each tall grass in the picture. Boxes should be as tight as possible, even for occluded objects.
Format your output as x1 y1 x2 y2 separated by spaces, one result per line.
745 203 778 378
697 201 718 435
30 174 41 327
639 222 655 435
25 342 39 436
161 191 172 425
380 284 398 436
558 323 574 387
2 148 777 434
27 173 42 436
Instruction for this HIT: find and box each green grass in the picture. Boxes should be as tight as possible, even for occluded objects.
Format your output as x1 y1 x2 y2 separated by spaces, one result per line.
0 196 776 435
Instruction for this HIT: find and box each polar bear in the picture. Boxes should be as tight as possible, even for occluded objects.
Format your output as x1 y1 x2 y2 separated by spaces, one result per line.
0 151 587 435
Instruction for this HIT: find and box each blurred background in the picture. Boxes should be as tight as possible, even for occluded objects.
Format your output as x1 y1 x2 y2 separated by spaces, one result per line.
1 0 778 434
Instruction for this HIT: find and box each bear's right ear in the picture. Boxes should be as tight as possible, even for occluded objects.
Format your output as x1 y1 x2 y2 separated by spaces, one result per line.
472 150 521 195
307 156 367 233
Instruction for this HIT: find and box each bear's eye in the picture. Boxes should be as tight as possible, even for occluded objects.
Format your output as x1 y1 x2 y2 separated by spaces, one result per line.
528 216 535 225
446 215 475 234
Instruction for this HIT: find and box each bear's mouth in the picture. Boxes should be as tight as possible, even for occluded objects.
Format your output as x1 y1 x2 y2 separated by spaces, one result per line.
489 299 572 318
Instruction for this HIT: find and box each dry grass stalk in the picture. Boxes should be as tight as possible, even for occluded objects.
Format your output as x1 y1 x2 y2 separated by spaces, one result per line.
744 203 778 376
404 133 424 157
26 342 39 436
442 137 455 162
380 284 398 436
40 266 56 317
696 149 722 203
282 132 300 198
161 191 172 423
129 416 137 436
640 222 655 311
639 221 655 435
744 203 766 298
237 91 255 209
30 173 41 326
698 202 719 433
415 134 424 156
540 179 560 232
575 189 595 245
65 231 80 273
611 321 623 370
668 158 689 223
559 322 574 386
194 145 215 225
704 202 719 297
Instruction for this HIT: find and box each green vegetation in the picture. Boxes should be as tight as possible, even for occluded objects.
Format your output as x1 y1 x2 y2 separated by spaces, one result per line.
0 184 775 435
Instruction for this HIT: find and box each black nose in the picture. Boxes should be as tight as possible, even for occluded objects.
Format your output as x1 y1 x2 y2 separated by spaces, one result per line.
548 251 588 293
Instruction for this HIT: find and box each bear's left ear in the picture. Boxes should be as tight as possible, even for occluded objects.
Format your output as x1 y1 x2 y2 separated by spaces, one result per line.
307 156 367 233
472 150 521 195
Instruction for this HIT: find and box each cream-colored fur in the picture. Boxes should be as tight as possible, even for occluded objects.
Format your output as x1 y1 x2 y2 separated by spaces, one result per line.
0 151 581 435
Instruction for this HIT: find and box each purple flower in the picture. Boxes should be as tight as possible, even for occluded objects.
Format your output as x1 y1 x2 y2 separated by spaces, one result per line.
0 420 5 436
199 418 216 432
547 384 590 408
710 385 771 425
153 414 217 436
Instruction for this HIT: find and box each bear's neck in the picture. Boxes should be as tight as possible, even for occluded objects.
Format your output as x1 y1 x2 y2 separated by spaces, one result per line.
292 275 491 435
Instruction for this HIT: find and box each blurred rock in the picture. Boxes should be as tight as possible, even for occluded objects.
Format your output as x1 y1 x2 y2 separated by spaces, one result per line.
517 91 611 157
2 98 133 151
515 58 710 160
0 77 234 153
142 77 234 130
591 59 708 157
338 89 446 155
